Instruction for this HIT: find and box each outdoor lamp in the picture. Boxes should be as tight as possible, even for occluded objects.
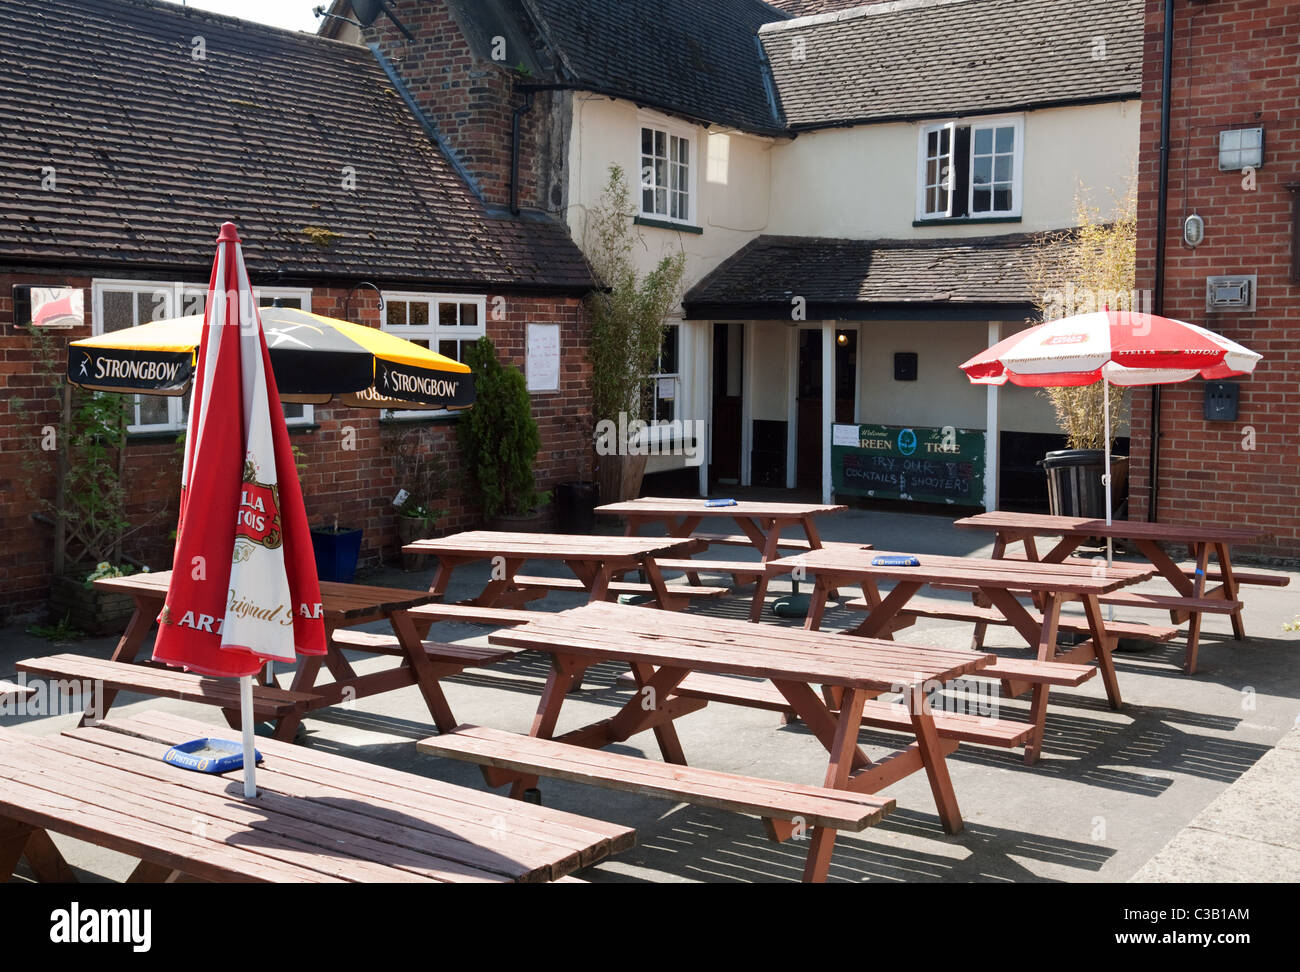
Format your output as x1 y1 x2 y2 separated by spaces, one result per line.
1218 127 1264 171
1183 212 1205 248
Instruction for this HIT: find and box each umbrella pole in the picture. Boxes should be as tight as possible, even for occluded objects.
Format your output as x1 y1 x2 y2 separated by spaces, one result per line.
1104 378 1115 622
240 675 257 799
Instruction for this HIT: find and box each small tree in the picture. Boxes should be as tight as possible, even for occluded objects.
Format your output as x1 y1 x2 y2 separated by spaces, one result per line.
458 337 547 520
1028 185 1137 450
585 164 688 427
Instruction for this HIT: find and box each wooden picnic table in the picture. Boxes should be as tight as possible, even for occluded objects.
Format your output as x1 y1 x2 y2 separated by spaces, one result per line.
769 546 1160 762
36 570 461 741
421 601 1003 882
0 680 33 706
405 530 715 610
953 511 1288 673
0 710 633 883
597 496 847 611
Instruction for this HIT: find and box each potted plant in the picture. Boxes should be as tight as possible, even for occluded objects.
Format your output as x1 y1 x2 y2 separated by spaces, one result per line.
459 336 550 529
1029 189 1135 519
385 425 450 570
15 328 162 635
585 164 687 505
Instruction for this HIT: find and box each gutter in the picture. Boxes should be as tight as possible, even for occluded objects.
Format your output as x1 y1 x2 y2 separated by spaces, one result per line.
1149 0 1175 521
368 42 486 204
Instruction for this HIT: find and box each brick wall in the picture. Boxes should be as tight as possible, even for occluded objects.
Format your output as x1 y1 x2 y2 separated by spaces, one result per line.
363 1 561 213
0 271 591 622
1131 0 1300 560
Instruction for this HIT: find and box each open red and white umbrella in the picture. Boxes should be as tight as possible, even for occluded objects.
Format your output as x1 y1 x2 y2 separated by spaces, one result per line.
153 222 326 798
960 309 1262 575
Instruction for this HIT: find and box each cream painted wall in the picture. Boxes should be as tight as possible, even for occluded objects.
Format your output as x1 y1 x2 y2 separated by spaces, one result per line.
768 101 1139 239
565 95 775 292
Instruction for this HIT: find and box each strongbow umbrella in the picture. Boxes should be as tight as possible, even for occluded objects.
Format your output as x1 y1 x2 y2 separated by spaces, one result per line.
152 223 327 798
68 306 475 410
959 309 1262 574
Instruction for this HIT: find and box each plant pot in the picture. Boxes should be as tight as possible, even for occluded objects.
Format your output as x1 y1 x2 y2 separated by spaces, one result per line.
489 510 548 533
395 516 435 572
311 527 363 584
48 575 137 637
597 452 649 506
1040 450 1129 520
555 481 598 534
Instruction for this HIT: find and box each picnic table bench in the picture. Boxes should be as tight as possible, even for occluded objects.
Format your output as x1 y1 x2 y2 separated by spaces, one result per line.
597 497 847 614
418 602 1017 882
30 571 482 739
770 546 1162 762
0 710 633 883
406 531 724 611
953 511 1288 673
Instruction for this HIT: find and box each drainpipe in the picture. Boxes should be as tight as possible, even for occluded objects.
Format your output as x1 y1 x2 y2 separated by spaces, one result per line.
1148 0 1176 522
510 90 535 216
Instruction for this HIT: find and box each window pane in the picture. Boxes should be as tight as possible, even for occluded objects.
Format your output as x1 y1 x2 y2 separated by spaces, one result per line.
660 326 678 373
283 403 305 421
138 395 169 426
654 129 666 156
386 301 406 327
641 128 653 154
655 187 666 214
409 301 429 326
439 340 459 361
972 156 992 186
101 291 135 332
410 339 429 349
181 291 207 317
261 295 301 309
994 187 1012 211
995 126 1014 153
974 127 993 154
460 302 478 328
643 187 655 212
438 302 457 327
994 156 1012 183
641 158 654 189
973 188 992 213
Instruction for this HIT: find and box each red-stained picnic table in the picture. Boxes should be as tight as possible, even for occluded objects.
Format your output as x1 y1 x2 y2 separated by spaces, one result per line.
405 530 718 610
952 512 1288 673
0 710 633 883
596 496 848 610
16 569 479 741
768 546 1161 762
418 601 1004 882
0 680 33 706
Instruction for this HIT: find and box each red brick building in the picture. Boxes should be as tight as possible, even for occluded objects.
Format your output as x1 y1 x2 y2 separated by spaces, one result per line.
0 0 595 622
1130 0 1299 560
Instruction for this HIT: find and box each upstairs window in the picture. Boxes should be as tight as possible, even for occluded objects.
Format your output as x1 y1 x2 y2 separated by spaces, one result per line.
640 122 694 224
917 116 1023 220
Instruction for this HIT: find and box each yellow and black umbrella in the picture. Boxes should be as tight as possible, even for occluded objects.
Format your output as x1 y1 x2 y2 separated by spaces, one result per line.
67 306 474 410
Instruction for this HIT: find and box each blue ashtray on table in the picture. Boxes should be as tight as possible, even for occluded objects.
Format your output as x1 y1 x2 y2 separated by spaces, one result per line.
163 738 262 774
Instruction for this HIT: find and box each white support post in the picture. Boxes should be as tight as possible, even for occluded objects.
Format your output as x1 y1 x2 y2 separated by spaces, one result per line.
821 320 834 504
984 321 1001 512
695 321 709 497
785 325 798 489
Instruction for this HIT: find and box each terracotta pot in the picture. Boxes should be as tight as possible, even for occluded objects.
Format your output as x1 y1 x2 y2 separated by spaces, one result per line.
489 510 549 533
49 575 135 637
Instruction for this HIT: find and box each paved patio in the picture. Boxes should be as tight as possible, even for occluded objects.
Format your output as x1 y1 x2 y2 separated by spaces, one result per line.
4 506 1297 883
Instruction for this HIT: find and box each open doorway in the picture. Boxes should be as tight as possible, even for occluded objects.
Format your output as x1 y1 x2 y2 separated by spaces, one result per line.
796 327 857 490
710 323 743 486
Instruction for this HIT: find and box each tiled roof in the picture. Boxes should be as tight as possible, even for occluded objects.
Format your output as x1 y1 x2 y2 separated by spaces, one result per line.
684 232 1073 313
522 0 790 135
764 0 881 17
761 0 1143 130
0 0 594 291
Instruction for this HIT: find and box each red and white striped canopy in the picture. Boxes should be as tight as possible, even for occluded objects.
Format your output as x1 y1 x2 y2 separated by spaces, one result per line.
960 311 1262 387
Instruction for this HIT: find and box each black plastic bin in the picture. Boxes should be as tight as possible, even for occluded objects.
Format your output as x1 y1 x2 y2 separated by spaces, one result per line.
1040 449 1128 519
555 480 598 534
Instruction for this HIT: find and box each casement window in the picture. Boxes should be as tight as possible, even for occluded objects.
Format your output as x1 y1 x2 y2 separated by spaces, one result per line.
380 292 487 418
917 116 1023 220
641 324 680 424
91 280 313 433
639 121 695 224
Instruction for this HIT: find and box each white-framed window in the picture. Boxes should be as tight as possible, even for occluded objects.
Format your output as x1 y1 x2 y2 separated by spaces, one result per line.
641 323 680 424
639 116 696 224
380 292 487 418
916 115 1024 220
91 279 314 433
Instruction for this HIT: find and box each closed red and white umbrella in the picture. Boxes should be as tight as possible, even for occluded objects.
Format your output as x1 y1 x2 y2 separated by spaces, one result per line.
153 222 326 797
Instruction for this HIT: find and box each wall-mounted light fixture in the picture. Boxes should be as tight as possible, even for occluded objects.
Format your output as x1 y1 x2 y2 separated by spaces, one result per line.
1219 127 1264 171
1183 212 1205 248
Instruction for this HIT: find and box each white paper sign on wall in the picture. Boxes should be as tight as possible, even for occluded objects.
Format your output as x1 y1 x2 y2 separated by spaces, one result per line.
526 323 560 392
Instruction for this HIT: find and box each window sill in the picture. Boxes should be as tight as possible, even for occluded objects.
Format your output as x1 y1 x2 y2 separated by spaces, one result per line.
378 411 463 426
127 422 319 444
634 216 704 235
913 216 1023 227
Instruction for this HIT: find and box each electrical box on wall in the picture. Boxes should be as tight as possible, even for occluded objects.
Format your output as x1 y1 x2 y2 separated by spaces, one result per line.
894 352 918 381
1203 381 1240 422
1205 275 1256 313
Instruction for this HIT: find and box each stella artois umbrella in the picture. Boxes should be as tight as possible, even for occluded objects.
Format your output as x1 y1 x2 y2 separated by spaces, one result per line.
68 306 474 411
960 310 1262 577
152 223 327 798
